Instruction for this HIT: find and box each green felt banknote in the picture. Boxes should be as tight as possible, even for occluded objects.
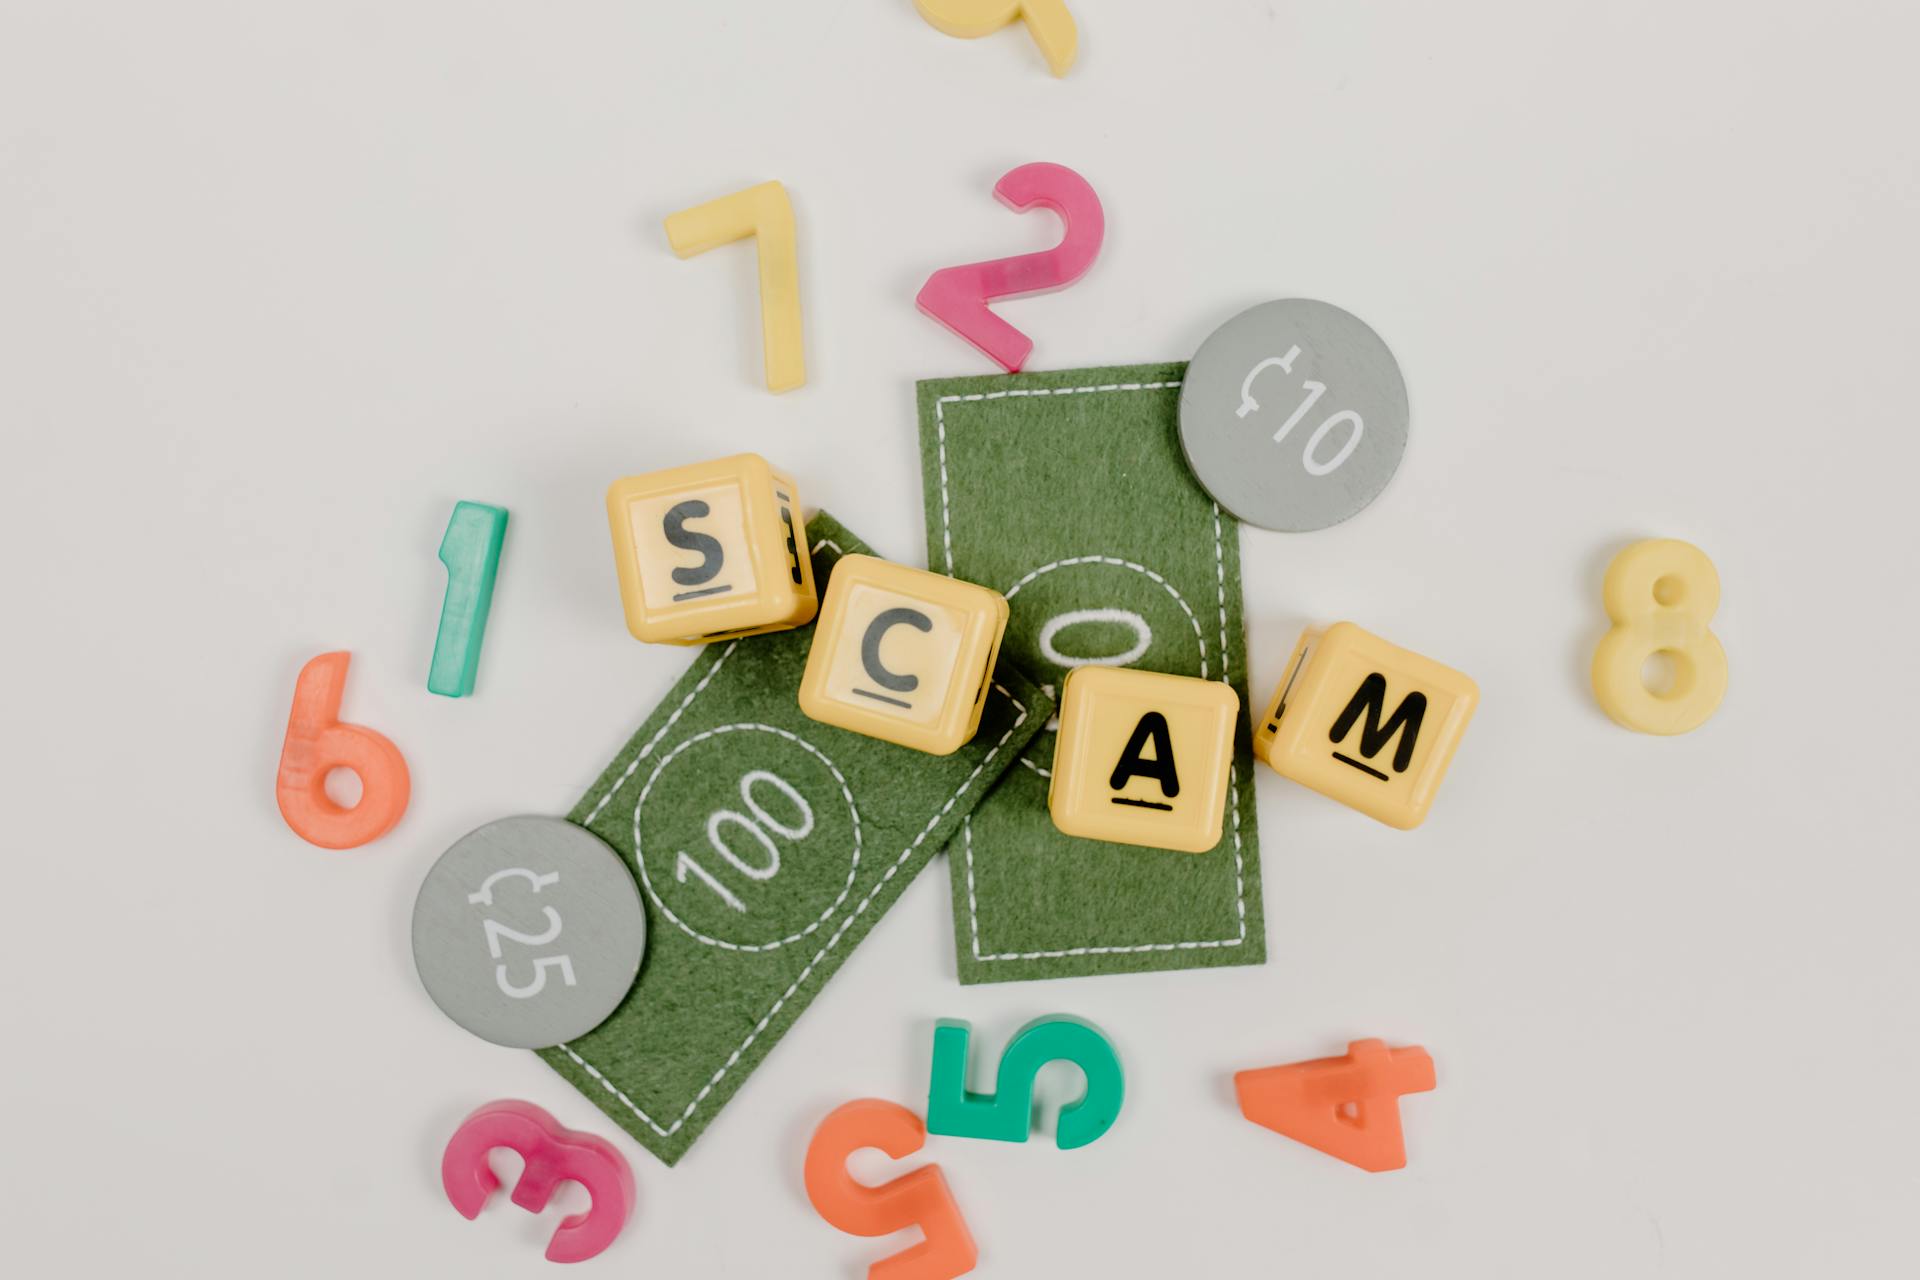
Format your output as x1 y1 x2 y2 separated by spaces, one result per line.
917 363 1266 983
541 513 1051 1165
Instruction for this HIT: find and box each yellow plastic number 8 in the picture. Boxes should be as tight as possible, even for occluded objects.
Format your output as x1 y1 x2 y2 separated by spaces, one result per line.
1591 539 1728 735
914 0 1079 77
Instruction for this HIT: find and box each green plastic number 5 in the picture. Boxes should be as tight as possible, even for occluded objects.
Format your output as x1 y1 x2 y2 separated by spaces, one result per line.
926 1015 1124 1149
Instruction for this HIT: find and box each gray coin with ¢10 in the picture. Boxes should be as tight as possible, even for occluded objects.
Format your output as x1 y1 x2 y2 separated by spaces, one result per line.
411 815 646 1049
1179 298 1409 532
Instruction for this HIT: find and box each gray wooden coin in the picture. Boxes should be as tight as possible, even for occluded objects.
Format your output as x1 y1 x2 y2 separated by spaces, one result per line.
1179 299 1409 532
412 815 646 1049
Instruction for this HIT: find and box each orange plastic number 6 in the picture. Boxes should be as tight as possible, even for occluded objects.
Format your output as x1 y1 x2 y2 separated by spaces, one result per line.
803 1099 978 1280
275 651 410 849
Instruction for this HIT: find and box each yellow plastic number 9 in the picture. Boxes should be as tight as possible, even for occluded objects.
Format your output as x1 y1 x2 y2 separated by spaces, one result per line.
1591 539 1728 735
914 0 1079 77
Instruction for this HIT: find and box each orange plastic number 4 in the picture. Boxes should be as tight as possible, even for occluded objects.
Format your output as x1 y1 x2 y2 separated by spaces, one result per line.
804 1099 978 1280
1234 1038 1435 1172
275 651 411 849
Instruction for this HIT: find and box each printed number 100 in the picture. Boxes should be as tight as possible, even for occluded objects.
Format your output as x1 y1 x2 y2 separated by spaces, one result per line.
676 770 815 914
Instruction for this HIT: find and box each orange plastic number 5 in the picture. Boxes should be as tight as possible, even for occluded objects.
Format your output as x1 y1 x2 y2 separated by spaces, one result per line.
275 651 410 849
804 1099 978 1280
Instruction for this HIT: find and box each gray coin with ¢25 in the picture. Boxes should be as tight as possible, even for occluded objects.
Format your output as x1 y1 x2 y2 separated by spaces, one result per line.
411 815 646 1050
1179 298 1409 532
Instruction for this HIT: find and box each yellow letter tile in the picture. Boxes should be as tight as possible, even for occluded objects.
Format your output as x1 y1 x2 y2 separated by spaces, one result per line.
606 453 816 644
1048 666 1238 853
798 555 1009 755
1255 622 1476 830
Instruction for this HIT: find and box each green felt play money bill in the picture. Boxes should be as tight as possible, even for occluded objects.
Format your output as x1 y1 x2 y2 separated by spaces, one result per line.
918 363 1266 983
540 514 1051 1165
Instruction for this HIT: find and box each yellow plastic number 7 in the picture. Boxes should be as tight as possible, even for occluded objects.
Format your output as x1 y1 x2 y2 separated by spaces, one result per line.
664 181 806 394
914 0 1079 78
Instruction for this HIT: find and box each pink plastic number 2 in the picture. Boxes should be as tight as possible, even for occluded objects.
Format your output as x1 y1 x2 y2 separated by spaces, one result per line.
915 162 1105 373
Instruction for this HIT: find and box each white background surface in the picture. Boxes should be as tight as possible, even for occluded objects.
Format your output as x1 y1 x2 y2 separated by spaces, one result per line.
3 2 1917 1275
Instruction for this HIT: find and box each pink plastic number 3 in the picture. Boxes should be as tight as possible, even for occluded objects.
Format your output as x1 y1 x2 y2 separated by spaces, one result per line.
915 161 1105 373
441 1099 636 1263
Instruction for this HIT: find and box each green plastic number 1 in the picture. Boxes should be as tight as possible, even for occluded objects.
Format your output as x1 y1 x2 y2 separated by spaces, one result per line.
429 501 508 697
926 1015 1124 1149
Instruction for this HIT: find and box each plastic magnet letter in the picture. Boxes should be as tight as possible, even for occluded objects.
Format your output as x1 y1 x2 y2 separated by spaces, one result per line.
915 162 1104 373
428 501 508 698
441 1099 636 1263
804 1099 978 1280
275 652 410 849
664 181 805 393
1591 538 1728 735
914 0 1078 76
927 1015 1124 1149
1234 1038 1435 1173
